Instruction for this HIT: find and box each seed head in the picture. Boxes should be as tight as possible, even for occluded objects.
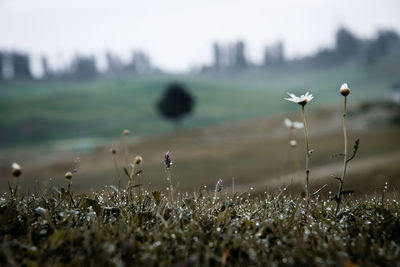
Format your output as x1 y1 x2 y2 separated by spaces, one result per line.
340 83 350 96
164 151 172 169
65 171 73 180
11 162 22 177
123 129 130 136
290 140 298 148
134 156 143 165
110 148 117 154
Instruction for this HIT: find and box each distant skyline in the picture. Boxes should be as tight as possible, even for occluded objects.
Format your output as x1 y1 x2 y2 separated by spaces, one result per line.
1 0 399 74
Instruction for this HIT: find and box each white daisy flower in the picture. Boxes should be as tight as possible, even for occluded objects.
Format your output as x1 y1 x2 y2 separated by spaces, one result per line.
284 92 314 106
284 118 304 130
340 83 350 96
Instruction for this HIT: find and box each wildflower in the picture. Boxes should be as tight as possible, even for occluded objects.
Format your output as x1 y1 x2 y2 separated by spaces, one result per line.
340 83 350 96
215 179 223 193
335 82 355 215
11 162 22 177
284 118 304 130
164 151 172 169
284 91 314 197
123 129 130 136
65 171 73 180
284 92 314 106
133 156 143 165
290 140 297 148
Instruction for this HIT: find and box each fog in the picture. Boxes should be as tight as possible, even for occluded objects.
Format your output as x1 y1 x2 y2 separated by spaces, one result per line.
1 0 399 72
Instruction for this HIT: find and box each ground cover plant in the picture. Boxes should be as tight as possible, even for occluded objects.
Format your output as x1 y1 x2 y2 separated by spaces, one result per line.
1 175 399 266
1 83 400 266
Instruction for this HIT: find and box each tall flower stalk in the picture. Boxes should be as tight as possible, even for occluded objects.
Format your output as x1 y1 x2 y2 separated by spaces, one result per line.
285 92 314 197
123 129 130 165
164 151 174 204
301 105 311 196
11 162 22 197
335 83 350 214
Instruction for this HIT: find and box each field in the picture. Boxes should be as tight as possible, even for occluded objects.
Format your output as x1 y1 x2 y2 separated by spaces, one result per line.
1 100 399 198
0 60 398 150
1 59 400 266
1 59 400 195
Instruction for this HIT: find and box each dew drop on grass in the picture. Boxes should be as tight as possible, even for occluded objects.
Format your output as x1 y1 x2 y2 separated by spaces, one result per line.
39 229 47 236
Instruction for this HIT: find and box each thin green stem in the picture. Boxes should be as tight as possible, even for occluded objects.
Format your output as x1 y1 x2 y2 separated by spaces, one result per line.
301 105 310 197
67 180 71 207
129 163 136 181
112 156 121 186
336 96 347 215
166 169 174 205
13 177 18 198
124 135 129 165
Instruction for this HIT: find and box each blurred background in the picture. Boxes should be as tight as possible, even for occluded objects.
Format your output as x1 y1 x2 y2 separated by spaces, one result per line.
0 0 400 195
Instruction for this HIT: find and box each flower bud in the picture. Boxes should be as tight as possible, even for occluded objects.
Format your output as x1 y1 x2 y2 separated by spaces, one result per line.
134 156 143 165
65 171 73 180
215 179 223 193
340 83 350 96
290 140 297 148
11 162 22 177
164 151 172 169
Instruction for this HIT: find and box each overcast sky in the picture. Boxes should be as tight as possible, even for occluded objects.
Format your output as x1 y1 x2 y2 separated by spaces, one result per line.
0 0 399 73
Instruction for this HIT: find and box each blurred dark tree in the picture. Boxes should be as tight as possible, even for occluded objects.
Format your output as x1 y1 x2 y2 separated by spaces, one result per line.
335 27 360 61
311 48 336 66
70 55 98 79
0 51 3 80
365 30 400 64
234 41 247 68
106 52 124 74
127 51 152 74
213 43 222 69
11 52 32 79
41 56 52 79
263 41 285 67
157 83 194 128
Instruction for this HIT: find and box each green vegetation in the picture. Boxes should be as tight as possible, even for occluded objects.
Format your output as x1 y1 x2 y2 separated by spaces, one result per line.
1 182 399 266
0 59 399 149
